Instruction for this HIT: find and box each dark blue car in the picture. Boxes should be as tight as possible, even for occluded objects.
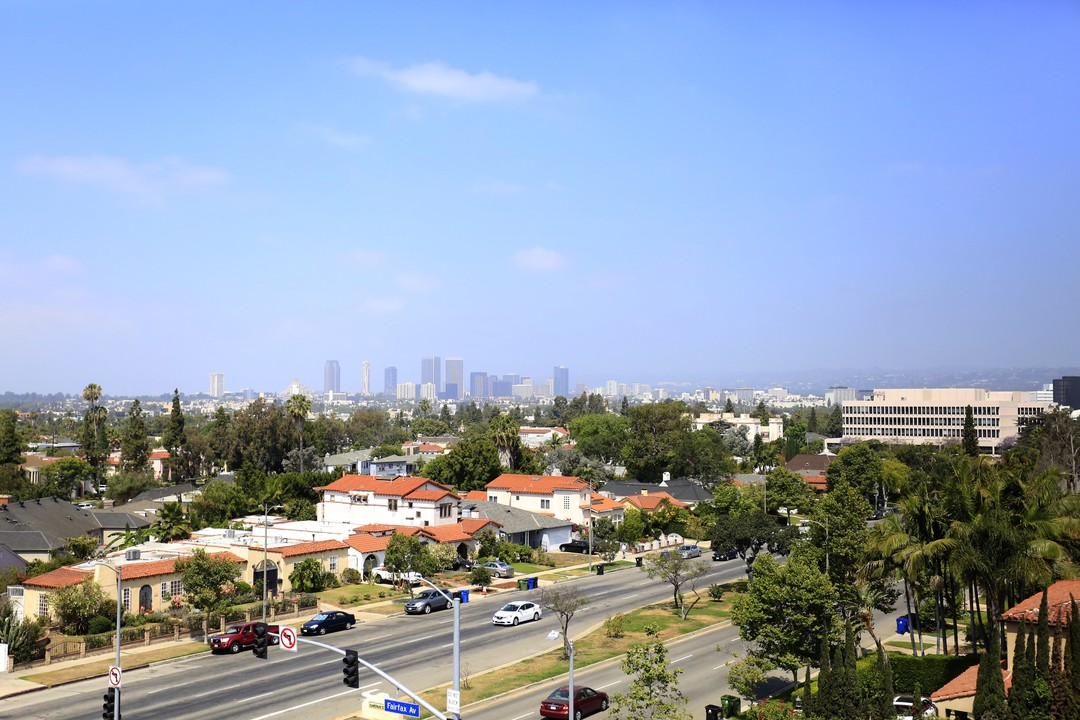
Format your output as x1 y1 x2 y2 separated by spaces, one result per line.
301 610 356 635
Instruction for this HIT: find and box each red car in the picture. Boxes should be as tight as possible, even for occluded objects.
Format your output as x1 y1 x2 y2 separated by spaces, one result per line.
539 685 610 719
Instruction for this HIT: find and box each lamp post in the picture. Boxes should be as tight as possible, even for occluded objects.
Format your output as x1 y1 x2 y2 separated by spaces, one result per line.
547 629 575 720
98 560 122 720
803 517 829 575
416 576 461 720
261 504 284 624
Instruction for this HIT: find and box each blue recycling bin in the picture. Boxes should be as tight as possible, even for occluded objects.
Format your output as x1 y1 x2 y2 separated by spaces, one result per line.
897 616 910 635
459 589 470 603
527 577 537 590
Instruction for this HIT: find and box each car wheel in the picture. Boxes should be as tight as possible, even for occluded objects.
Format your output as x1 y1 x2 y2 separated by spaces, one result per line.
512 617 519 626
347 622 354 629
574 710 582 720
271 635 279 645
229 642 240 654
319 627 326 635
424 605 432 614
533 612 540 622
601 699 609 710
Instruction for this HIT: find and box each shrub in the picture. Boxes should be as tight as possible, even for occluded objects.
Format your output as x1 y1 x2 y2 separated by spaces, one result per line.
341 568 362 585
87 616 114 635
708 584 726 602
323 571 341 589
533 548 555 567
605 613 627 639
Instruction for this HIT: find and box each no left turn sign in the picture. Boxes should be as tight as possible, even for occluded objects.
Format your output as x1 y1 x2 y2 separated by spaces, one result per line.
108 665 122 688
279 626 298 652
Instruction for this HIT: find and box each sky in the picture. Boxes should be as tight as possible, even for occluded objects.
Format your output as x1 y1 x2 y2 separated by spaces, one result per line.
2 2 1079 396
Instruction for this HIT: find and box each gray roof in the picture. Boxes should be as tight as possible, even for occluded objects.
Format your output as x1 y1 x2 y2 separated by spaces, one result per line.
370 455 418 465
0 543 27 571
598 477 713 504
462 500 572 535
731 473 767 485
130 483 199 504
0 496 149 557
323 449 372 466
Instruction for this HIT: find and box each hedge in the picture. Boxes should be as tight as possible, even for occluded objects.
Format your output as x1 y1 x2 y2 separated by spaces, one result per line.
855 651 978 695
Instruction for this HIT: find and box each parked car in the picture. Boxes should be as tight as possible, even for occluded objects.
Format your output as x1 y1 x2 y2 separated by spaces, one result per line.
209 622 280 653
452 556 474 571
404 588 454 614
678 544 702 559
539 685 610 719
492 600 542 626
558 540 592 553
370 565 422 585
894 694 938 719
712 547 739 561
76 502 95 510
301 610 355 635
483 560 515 578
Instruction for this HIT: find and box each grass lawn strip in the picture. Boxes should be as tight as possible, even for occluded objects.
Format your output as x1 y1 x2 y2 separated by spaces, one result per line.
23 643 210 686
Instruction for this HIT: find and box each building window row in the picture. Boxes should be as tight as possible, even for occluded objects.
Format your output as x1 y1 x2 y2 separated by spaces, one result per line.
847 427 1000 439
161 580 183 599
846 405 1000 416
844 416 999 427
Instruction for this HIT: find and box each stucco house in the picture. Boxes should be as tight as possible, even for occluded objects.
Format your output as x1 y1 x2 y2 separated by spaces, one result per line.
317 475 461 528
484 474 590 525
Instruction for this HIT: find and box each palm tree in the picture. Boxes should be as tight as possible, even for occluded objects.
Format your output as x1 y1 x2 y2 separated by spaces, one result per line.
490 414 519 469
152 501 193 541
285 393 312 473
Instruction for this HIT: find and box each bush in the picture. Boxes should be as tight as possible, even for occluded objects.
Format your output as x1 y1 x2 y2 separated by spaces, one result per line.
853 651 977 700
341 568 362 585
604 613 627 639
533 548 555 567
708 584 726 602
87 616 114 635
323 571 341 589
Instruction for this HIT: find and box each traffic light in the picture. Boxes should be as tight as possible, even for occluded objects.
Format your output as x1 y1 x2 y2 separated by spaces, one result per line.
342 649 359 688
253 622 268 659
102 686 119 719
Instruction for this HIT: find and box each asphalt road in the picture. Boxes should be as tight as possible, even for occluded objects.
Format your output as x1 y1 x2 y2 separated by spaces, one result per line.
2 557 755 720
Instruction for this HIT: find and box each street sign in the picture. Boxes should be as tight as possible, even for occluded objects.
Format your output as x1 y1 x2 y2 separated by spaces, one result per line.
279 626 298 652
108 665 122 688
446 689 460 713
384 699 421 717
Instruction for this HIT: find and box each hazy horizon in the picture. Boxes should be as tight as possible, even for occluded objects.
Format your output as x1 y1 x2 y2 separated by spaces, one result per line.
3 3 1078 396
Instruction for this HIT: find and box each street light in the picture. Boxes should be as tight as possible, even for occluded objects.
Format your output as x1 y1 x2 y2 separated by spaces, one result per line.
97 560 123 720
803 517 829 575
547 629 575 720
416 575 461 720
261 504 284 624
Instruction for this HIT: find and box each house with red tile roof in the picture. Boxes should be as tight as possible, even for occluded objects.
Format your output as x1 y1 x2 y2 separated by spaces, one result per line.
484 474 592 525
316 474 461 529
621 490 689 512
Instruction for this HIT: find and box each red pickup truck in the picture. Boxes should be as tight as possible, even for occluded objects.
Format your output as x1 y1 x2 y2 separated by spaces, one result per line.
209 622 280 654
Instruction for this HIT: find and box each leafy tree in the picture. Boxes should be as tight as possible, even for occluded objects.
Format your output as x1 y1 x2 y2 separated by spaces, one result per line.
152 501 192 541
468 565 492 592
383 534 435 593
105 470 155 505
289 558 328 593
609 632 691 720
80 383 108 481
188 478 248 526
422 433 501 491
764 468 813 518
231 398 291 474
592 517 621 563
0 602 42 663
617 508 647 545
822 404 843 437
783 419 807 461
162 389 186 478
539 584 589 660
569 413 629 464
120 399 150 473
726 651 774 706
48 576 110 635
204 406 238 472
475 528 499 559
429 542 459 570
489 413 520 469
670 426 736 484
284 498 317 521
962 405 980 457
642 551 708 619
825 442 882 499
0 409 24 466
285 393 312 473
722 425 752 456
370 443 403 460
971 621 1008 720
724 398 735 413
174 549 241 615
710 511 792 584
621 402 692 482
730 553 837 683
63 535 100 560
412 417 450 438
40 457 94 498
810 479 871 585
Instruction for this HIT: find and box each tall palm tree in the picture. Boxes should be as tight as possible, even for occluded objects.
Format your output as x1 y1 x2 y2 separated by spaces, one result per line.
490 414 520 469
285 393 312 473
152 501 193 541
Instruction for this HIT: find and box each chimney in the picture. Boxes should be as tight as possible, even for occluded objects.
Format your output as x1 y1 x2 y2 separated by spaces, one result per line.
103 499 115 509
661 472 670 486
0 495 9 506
640 489 648 496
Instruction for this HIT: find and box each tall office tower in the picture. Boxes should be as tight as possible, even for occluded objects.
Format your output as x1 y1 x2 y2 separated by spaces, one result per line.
421 356 442 394
553 366 570 397
209 373 225 398
324 360 341 393
384 366 398 395
361 361 371 395
1053 376 1080 409
605 380 619 397
469 371 488 399
445 358 464 400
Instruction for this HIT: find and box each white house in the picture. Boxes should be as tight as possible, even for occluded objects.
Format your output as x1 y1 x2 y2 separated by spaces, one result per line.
484 474 591 526
517 427 570 449
316 474 460 528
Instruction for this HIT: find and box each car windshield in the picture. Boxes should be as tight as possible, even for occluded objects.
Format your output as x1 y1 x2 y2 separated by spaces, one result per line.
548 689 570 700
225 625 242 634
311 613 329 621
501 604 520 612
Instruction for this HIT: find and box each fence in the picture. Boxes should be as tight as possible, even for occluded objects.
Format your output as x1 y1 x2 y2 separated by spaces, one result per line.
16 595 321 670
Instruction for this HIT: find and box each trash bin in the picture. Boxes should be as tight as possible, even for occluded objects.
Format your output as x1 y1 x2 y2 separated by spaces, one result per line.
720 695 740 718
897 615 910 635
459 589 469 603
705 704 722 720
517 578 528 590
635 557 643 567
527 577 537 590
596 564 605 576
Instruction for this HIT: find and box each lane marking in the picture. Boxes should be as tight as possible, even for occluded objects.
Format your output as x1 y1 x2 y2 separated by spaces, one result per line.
596 681 620 690
670 654 693 664
249 689 357 720
148 680 197 694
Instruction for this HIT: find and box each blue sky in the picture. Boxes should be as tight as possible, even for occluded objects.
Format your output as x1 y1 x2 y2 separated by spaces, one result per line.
2 2 1078 396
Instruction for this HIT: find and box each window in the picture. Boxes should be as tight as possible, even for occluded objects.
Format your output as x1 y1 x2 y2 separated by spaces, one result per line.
562 495 571 510
329 556 338 572
540 499 550 510
122 587 131 611
388 499 398 512
170 579 183 598
161 582 169 600
38 594 49 617
439 504 452 518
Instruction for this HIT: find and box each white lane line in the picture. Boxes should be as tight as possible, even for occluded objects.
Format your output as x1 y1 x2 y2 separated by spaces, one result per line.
148 680 197 694
713 659 735 670
249 689 357 720
596 681 620 690
509 714 533 720
197 681 249 698
670 654 693 664
245 690 277 701
400 633 436 644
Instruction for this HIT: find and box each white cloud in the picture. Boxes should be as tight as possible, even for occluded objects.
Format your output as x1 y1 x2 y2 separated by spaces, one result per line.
18 154 229 203
302 123 372 150
513 246 566 272
351 57 538 102
395 272 442 292
357 297 405 314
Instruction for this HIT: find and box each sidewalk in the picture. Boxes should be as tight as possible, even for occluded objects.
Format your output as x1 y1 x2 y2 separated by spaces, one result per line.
0 553 625 700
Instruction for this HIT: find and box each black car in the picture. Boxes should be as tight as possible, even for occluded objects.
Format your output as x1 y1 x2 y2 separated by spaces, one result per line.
453 556 474 571
301 610 355 635
712 547 738 561
559 540 592 553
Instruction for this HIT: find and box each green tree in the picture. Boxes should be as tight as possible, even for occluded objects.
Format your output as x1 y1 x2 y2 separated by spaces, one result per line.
724 398 735 413
475 528 499 558
80 383 108 482
825 442 882 499
152 501 192 541
592 517 621 563
161 389 186 480
489 413 521 469
609 633 691 720
289 558 328 593
726 652 774 707
105 470 155 505
40 457 94 498
539 584 589 660
963 406 980 457
120 399 150 473
807 407 819 434
1065 598 1080 720
822 404 843 437
174 549 241 615
47 576 109 635
383 534 435 594
1009 621 1033 720
617 508 647 545
0 409 24 466
188 478 248 526
204 406 238 472
730 553 837 683
421 433 501 492
285 393 312 473
63 535 100 560
621 402 692 482
971 622 1008 720
783 419 807 462
710 511 792 584
370 443 403 459
642 550 708 619
764 468 813 518
811 480 871 585
569 413 629 464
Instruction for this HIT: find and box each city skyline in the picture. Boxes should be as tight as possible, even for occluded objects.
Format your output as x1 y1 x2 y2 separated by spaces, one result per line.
2 3 1078 396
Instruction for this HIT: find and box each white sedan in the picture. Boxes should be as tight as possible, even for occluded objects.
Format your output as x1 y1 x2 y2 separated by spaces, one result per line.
492 600 542 626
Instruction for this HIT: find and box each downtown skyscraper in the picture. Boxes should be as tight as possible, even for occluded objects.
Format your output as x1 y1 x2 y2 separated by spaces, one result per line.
445 358 463 400
421 356 441 395
324 360 341 394
554 365 570 397
384 366 397 395
361 360 370 395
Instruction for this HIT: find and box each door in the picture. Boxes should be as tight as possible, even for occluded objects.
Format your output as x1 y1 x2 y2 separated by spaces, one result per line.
139 585 153 613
